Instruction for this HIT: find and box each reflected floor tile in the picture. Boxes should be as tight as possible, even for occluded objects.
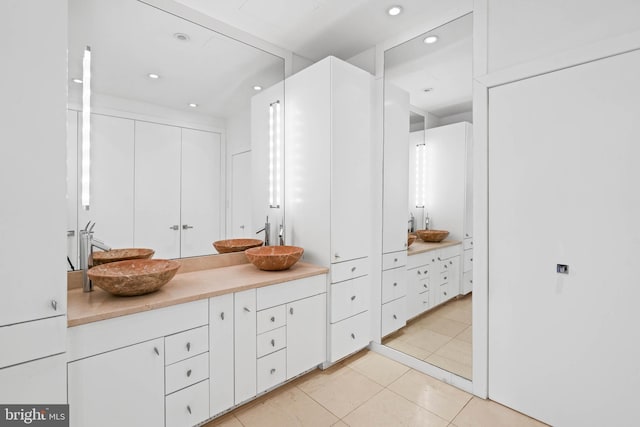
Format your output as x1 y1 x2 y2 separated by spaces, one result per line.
342 388 449 427
433 339 472 366
456 326 472 344
388 369 472 421
346 350 410 386
384 336 432 360
234 385 338 427
417 316 469 338
202 412 243 427
396 326 453 353
452 397 548 427
424 354 472 379
297 364 383 418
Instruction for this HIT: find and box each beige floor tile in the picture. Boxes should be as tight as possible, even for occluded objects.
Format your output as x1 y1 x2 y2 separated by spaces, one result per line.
297 365 383 418
384 336 432 360
417 315 469 338
438 306 472 325
433 339 472 366
452 397 548 427
456 326 472 344
332 421 348 427
396 325 453 353
202 412 243 427
342 388 449 427
346 350 410 386
424 354 472 379
234 385 338 427
388 370 472 421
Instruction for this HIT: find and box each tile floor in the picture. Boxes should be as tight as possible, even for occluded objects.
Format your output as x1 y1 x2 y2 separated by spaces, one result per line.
383 294 472 379
203 349 546 427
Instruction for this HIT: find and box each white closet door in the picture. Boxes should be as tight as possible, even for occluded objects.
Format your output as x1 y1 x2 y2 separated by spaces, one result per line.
66 110 79 270
181 128 221 257
134 121 181 259
78 114 135 250
231 151 251 238
488 49 640 426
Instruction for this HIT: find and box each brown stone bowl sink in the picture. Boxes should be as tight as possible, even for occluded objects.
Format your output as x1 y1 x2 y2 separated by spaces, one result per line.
88 259 180 296
92 248 155 266
415 229 450 242
244 246 304 271
408 234 417 248
213 238 263 254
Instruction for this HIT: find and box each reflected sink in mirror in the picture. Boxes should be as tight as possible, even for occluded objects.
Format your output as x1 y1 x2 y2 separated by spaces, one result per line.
408 234 417 248
415 229 450 242
213 239 263 254
245 246 304 271
92 248 155 266
88 259 180 296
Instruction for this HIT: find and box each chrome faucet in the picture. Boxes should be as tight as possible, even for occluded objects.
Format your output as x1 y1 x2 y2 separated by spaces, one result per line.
79 221 112 292
278 223 285 246
256 216 270 246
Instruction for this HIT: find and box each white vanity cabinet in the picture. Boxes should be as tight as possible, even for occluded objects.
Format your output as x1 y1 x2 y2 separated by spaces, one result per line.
209 293 234 417
234 288 257 404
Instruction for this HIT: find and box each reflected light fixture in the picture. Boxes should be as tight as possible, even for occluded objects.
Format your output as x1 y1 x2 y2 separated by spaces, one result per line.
415 143 426 208
253 85 263 91
81 46 92 210
72 78 83 84
387 5 403 16
188 103 198 108
423 35 439 44
269 100 282 208
147 73 160 79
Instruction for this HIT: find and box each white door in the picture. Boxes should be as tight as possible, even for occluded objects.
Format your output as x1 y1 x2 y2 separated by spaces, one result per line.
488 49 640 426
134 121 181 259
66 110 79 270
181 128 221 257
231 151 252 238
68 338 164 427
209 293 234 417
463 123 473 238
286 293 326 380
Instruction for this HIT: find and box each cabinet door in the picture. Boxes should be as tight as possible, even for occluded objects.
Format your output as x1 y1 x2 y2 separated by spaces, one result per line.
286 293 326 380
231 151 252 238
66 110 79 270
463 123 473 238
181 128 222 257
134 121 181 259
209 294 234 417
234 289 256 404
68 338 164 427
0 354 66 404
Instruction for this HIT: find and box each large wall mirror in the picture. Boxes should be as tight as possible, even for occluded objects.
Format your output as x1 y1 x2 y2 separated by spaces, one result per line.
66 0 285 269
381 13 473 380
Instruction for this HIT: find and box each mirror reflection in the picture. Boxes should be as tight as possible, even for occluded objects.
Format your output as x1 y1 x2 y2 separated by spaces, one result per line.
382 13 473 380
66 0 285 270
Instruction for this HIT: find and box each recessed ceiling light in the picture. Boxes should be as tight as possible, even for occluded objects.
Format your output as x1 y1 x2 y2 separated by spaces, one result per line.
188 103 198 108
173 33 190 42
253 85 263 91
423 88 434 93
147 73 160 79
72 78 83 84
423 35 439 44
387 5 403 16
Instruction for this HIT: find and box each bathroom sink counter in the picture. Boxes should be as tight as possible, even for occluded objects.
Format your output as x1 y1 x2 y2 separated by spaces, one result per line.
407 239 462 255
67 257 327 327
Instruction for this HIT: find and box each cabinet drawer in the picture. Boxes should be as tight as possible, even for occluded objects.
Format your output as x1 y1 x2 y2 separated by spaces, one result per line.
257 349 286 393
165 325 208 365
0 315 66 369
381 267 407 304
463 271 473 295
463 238 473 250
410 264 432 280
165 379 209 427
408 292 430 320
166 352 209 395
439 271 451 286
463 249 473 272
407 251 436 269
257 275 326 310
330 275 369 323
331 257 369 283
257 326 286 358
329 311 370 363
382 251 407 270
438 283 454 305
412 276 431 294
440 244 462 259
257 305 286 334
381 297 407 337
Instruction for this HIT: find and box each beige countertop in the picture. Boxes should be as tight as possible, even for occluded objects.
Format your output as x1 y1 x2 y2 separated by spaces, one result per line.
407 239 462 255
67 261 328 327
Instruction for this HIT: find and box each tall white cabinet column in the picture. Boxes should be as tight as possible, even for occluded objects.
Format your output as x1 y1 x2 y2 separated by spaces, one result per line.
285 57 372 363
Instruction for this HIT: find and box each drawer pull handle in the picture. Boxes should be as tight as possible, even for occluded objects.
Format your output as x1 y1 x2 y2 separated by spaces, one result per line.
423 301 428 304
471 241 473 246
449 260 453 265
153 347 160 356
51 300 58 311
423 284 427 288
444 276 448 280
290 307 294 315
417 271 422 275
270 368 276 374
444 291 448 296
393 314 397 320
466 233 469 237
351 333 356 339
471 258 473 262
220 312 225 320
187 369 192 377
350 295 356 301
351 266 356 272
394 258 398 262
334 253 340 259
186 342 191 352
271 316 275 322
437 257 441 261
444 265 448 269
271 339 275 347
423 270 428 274
393 282 397 287
244 307 251 313
470 280 473 284
187 405 192 415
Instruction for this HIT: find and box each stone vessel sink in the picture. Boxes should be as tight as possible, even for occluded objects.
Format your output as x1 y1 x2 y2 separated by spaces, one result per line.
407 234 417 248
88 259 180 296
416 229 449 243
213 238 263 254
244 246 304 271
92 248 155 266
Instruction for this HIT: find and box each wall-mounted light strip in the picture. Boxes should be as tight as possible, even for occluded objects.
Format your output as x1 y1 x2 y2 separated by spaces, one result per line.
269 100 282 208
415 143 426 208
81 46 92 210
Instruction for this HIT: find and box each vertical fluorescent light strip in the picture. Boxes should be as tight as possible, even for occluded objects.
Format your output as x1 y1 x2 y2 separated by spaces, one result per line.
268 102 275 207
81 46 92 210
269 100 281 208
415 144 426 207
274 101 281 208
